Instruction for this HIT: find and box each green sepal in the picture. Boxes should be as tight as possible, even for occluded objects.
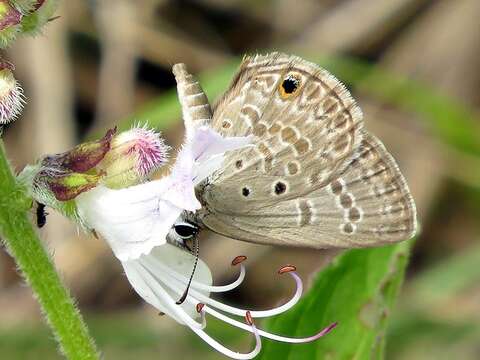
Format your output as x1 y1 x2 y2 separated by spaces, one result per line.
19 0 59 34
42 171 103 201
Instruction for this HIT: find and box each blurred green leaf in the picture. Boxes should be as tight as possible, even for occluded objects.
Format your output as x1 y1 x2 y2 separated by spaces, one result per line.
258 241 411 360
386 241 480 359
405 242 480 307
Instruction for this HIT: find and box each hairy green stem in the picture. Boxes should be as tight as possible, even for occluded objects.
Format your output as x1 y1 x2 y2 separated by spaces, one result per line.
0 140 99 360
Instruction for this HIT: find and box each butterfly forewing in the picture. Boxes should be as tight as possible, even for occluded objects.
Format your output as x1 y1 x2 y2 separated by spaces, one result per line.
196 52 417 248
203 53 363 211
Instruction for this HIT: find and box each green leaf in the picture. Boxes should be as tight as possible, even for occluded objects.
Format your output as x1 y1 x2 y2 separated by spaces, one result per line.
258 241 411 360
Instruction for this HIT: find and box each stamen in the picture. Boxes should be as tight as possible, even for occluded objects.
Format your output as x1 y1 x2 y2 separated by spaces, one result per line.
182 271 303 318
278 264 296 274
204 305 337 344
134 259 334 354
245 311 254 326
142 253 246 293
232 255 247 266
195 303 207 329
196 303 205 313
188 310 262 360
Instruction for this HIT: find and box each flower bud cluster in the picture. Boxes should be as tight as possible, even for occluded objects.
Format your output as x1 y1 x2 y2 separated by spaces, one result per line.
19 126 170 220
0 59 24 125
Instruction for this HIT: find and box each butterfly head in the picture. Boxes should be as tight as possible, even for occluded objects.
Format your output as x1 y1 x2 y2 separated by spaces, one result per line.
167 212 201 251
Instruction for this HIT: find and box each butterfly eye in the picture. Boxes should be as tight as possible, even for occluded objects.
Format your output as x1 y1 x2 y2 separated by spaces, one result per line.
279 74 301 99
174 222 199 240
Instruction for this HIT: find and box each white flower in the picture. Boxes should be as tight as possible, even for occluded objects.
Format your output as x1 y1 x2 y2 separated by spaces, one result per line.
75 114 335 358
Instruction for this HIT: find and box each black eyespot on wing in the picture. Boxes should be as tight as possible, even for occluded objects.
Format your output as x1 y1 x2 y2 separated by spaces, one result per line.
278 75 301 99
242 187 250 197
274 182 287 195
282 78 298 94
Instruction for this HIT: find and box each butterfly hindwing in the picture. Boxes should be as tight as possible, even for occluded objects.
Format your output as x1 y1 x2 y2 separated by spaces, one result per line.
199 130 416 248
197 53 417 248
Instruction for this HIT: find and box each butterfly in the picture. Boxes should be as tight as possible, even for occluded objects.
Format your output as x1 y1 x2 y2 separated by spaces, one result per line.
169 52 417 250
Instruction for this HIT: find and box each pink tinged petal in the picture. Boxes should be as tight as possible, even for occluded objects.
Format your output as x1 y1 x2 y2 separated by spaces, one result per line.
106 126 169 179
76 186 183 261
186 126 253 184
191 126 253 162
160 145 200 211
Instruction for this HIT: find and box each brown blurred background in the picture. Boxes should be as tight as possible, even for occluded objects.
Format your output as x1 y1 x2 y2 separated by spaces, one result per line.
1 0 480 359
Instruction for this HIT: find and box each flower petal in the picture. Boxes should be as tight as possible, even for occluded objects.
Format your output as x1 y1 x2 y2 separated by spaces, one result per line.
76 185 183 261
123 244 212 322
191 126 253 163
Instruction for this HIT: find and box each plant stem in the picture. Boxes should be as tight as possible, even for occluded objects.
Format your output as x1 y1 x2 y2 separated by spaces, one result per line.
0 140 99 360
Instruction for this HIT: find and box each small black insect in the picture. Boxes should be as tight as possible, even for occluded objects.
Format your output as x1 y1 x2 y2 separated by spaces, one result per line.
36 202 48 228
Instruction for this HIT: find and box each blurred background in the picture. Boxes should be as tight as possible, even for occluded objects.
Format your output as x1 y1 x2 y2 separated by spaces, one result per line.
1 0 480 359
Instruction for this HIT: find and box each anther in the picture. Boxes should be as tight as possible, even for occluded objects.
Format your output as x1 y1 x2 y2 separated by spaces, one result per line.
231 255 247 266
278 264 296 274
245 311 254 326
323 322 338 335
196 303 205 313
